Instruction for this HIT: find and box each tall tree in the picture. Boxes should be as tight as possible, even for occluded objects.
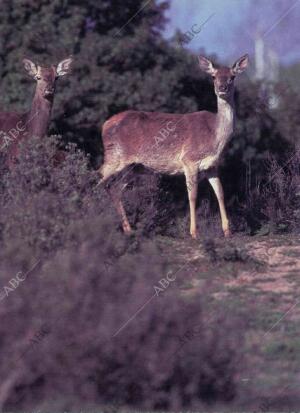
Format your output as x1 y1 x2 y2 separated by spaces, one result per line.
0 0 211 162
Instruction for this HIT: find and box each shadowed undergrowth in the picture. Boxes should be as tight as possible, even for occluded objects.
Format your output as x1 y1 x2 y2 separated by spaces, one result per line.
0 137 245 412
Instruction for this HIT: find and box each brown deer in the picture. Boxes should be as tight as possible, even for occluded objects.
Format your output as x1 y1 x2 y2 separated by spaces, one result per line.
100 54 249 238
0 57 73 165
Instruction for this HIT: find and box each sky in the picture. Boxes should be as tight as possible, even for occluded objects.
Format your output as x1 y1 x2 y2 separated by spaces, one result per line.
163 0 300 65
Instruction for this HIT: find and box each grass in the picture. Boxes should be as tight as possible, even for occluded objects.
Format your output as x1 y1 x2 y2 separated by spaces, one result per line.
6 230 300 413
155 231 300 410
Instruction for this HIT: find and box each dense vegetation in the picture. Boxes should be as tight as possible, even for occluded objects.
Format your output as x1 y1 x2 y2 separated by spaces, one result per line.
0 137 244 411
1 0 299 231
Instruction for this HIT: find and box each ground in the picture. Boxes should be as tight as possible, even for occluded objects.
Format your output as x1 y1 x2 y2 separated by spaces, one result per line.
153 232 300 411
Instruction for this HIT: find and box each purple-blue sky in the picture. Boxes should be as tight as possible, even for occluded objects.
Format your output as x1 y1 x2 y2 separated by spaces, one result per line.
162 0 300 65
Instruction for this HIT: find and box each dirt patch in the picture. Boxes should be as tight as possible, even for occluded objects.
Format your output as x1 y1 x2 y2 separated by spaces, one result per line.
226 239 300 294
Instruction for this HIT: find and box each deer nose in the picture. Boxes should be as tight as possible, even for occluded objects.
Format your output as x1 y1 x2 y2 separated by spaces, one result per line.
219 85 228 93
44 88 54 96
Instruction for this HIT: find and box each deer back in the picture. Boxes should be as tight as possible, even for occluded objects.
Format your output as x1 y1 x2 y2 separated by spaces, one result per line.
102 110 218 174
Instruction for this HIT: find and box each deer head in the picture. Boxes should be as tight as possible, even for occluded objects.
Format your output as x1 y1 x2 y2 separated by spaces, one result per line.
23 57 73 100
199 54 249 99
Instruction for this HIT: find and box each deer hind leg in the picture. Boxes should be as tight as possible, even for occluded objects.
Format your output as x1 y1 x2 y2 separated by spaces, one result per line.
208 176 231 238
107 187 132 234
182 164 199 239
99 160 132 235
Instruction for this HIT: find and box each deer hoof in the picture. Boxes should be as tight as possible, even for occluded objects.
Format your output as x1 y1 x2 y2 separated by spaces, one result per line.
123 223 132 235
190 231 198 240
224 229 232 238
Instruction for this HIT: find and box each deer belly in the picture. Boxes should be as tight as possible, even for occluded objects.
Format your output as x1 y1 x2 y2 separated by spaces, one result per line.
141 156 183 175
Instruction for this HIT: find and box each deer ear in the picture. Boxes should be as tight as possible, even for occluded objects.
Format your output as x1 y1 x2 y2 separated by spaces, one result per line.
23 59 38 78
56 57 73 77
232 54 249 75
198 56 216 75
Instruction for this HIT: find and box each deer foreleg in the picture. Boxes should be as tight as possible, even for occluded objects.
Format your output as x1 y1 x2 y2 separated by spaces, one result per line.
208 176 231 238
183 164 198 239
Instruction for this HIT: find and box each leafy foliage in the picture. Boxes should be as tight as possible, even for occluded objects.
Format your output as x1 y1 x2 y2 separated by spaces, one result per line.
0 137 244 411
1 0 298 225
0 0 211 166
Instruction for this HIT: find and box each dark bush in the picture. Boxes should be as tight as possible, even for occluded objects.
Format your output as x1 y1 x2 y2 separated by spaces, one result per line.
0 137 245 412
241 151 300 234
0 136 102 257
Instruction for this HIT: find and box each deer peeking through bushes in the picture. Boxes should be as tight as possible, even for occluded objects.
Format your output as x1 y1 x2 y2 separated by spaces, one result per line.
0 57 73 166
100 54 249 238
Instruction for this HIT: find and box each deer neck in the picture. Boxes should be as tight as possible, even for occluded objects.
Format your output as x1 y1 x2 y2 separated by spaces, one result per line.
27 87 54 138
215 94 235 146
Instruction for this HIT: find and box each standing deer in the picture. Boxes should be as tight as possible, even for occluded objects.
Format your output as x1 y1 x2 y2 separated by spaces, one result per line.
0 57 73 164
100 54 249 238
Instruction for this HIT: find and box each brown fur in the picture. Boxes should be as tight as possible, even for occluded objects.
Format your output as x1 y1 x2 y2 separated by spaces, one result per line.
102 110 217 176
0 58 72 166
100 55 249 238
